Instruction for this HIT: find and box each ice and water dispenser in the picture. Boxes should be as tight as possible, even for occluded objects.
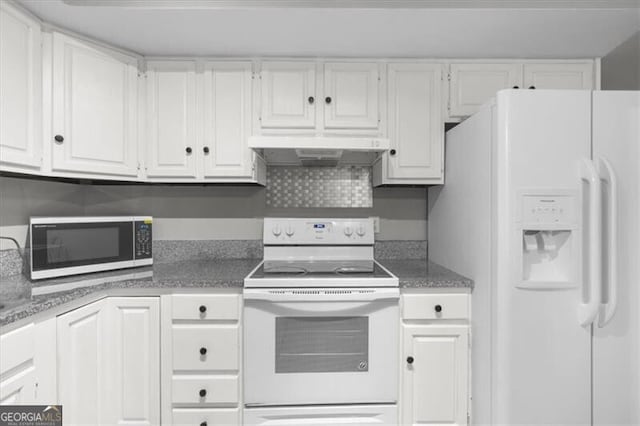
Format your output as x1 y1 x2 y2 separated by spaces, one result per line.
518 192 578 288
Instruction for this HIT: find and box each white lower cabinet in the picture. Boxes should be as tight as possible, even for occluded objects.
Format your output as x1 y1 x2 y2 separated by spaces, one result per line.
0 318 56 405
161 293 242 426
400 292 470 426
57 297 160 426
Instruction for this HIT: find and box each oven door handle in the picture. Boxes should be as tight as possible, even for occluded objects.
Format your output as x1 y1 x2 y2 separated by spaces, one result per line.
243 288 399 303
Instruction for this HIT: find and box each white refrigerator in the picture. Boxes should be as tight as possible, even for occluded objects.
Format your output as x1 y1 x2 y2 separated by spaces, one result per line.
428 90 639 425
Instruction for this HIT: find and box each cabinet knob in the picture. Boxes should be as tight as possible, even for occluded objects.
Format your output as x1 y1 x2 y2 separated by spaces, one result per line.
434 304 443 313
199 389 207 397
325 96 332 104
200 347 207 355
199 305 207 313
54 135 64 143
186 147 193 154
512 85 519 89
308 96 315 104
389 149 397 156
203 146 210 154
406 356 414 364
529 85 536 90
200 422 207 426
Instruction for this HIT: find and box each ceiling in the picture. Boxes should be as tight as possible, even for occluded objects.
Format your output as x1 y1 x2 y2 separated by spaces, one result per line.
18 0 640 58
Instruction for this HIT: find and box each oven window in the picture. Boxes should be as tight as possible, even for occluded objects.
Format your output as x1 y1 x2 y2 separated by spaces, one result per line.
275 316 368 373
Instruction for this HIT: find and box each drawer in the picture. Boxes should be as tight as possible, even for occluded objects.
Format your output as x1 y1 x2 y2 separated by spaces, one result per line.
0 323 35 375
172 375 239 405
172 294 240 321
173 325 239 371
402 293 469 320
172 408 240 426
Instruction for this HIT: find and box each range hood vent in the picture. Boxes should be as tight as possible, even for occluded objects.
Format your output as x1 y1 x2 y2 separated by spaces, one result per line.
248 136 389 166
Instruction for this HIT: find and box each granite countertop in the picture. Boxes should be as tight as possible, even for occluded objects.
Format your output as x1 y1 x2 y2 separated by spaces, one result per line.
0 259 260 328
384 260 474 289
1 258 472 328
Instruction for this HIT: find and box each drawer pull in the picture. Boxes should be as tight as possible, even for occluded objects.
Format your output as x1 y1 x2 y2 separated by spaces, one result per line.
199 305 207 313
434 304 443 313
200 347 207 355
406 356 414 364
200 422 207 426
199 389 207 397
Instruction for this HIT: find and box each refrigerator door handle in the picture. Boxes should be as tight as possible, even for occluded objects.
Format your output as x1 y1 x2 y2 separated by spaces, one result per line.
578 158 602 327
596 157 618 327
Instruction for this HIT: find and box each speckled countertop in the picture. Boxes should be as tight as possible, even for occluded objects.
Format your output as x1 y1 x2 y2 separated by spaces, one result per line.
1 258 472 329
0 259 258 328
384 260 474 289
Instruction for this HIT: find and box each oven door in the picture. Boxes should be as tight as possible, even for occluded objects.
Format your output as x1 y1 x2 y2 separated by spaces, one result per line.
243 288 399 406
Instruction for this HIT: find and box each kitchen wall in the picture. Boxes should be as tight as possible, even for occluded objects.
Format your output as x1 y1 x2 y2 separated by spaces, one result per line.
0 175 427 249
601 30 640 90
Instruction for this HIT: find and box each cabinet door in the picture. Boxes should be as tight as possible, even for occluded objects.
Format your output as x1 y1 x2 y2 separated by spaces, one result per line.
387 64 442 181
145 61 198 178
0 3 42 170
57 300 107 426
324 62 379 130
449 63 521 117
51 32 138 177
523 63 594 90
260 61 316 130
103 297 160 426
402 325 469 426
203 62 253 178
0 323 37 405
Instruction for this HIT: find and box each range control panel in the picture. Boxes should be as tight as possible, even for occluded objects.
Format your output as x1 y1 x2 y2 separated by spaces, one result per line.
263 218 374 245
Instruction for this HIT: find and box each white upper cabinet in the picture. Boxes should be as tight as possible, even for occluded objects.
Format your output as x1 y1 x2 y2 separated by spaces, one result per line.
202 61 253 179
259 61 316 130
323 62 380 131
523 62 594 90
448 60 598 118
375 63 442 185
50 32 139 177
0 3 42 170
449 63 521 118
145 61 198 178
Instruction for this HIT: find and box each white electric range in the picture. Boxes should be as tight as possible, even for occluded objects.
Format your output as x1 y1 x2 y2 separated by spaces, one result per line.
243 218 399 426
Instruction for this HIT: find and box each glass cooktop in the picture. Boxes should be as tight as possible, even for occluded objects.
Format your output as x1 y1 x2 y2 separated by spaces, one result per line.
248 261 395 280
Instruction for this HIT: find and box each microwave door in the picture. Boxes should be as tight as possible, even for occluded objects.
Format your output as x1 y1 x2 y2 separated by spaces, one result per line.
31 221 134 278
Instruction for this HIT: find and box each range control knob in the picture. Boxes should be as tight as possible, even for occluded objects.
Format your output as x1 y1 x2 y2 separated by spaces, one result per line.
356 226 366 237
344 226 353 237
285 226 295 237
272 225 282 236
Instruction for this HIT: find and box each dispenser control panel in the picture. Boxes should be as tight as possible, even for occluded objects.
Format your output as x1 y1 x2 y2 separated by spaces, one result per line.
521 194 576 226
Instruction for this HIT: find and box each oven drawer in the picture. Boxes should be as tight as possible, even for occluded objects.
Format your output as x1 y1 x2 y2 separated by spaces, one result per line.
172 376 239 405
172 408 240 426
172 294 240 321
172 325 239 371
402 293 470 320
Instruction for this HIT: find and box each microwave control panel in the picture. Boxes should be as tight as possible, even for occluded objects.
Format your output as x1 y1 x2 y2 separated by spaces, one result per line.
135 220 153 259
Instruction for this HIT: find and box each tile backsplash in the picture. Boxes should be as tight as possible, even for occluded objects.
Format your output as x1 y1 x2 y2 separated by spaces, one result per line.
266 166 373 208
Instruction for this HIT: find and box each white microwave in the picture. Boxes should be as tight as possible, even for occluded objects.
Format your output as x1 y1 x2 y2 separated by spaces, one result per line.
30 216 153 280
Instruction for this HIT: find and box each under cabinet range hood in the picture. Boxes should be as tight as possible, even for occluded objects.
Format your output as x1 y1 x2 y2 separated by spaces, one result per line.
248 136 390 166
